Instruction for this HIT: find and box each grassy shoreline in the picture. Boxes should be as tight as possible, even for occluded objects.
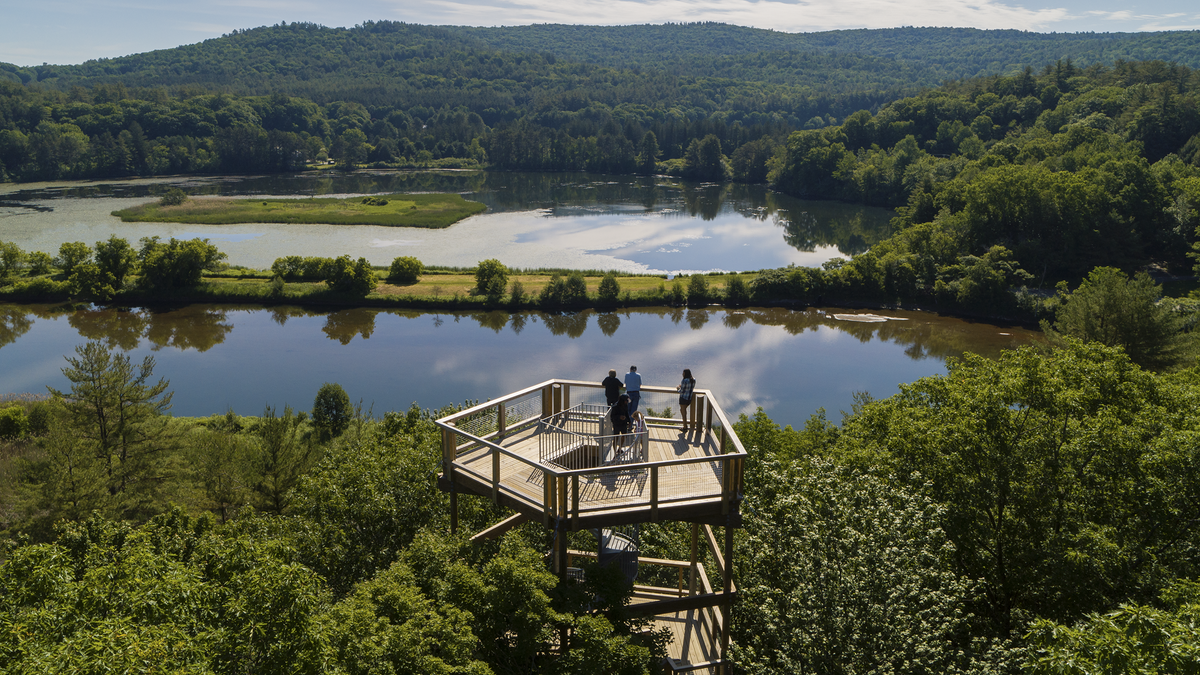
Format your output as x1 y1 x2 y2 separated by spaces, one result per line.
112 193 487 228
0 268 1049 326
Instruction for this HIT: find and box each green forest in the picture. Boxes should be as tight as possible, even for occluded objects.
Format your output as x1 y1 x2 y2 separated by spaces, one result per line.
3 337 1200 673
6 19 1200 674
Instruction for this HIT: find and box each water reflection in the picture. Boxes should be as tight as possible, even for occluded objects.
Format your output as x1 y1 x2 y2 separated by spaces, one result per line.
1 172 893 273
0 302 1040 426
0 305 34 348
323 309 376 345
4 302 1037 362
69 306 233 352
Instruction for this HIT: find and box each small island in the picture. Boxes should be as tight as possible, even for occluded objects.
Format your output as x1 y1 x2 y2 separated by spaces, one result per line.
112 192 487 228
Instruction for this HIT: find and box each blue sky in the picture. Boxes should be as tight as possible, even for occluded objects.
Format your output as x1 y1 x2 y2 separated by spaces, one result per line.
2 0 1198 66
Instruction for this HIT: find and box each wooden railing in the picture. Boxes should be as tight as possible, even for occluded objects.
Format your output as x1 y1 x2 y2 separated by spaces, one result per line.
436 379 746 524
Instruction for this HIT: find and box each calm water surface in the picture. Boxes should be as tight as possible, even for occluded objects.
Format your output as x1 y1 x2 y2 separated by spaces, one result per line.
0 304 1039 427
0 171 893 274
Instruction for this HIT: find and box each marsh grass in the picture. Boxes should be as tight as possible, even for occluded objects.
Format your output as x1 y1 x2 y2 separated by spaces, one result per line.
112 193 487 228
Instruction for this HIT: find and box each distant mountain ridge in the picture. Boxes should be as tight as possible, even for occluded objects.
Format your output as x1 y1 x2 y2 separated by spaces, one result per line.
3 22 1200 98
450 23 1200 77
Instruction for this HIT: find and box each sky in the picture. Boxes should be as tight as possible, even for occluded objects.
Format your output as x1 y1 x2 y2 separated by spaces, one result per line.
2 0 1198 67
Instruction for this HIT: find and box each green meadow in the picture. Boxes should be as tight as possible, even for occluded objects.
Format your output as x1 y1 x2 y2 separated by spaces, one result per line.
112 193 487 227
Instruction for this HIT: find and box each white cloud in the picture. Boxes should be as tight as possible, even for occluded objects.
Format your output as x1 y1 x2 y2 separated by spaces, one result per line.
410 0 1072 32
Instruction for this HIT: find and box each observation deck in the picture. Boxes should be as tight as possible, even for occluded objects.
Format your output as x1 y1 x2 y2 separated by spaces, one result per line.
435 379 746 674
435 379 746 531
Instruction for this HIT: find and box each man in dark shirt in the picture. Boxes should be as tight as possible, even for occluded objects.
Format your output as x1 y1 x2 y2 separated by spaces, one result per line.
602 369 622 406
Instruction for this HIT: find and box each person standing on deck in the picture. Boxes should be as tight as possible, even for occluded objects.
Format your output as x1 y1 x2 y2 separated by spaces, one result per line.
602 369 623 407
624 366 642 414
677 368 696 432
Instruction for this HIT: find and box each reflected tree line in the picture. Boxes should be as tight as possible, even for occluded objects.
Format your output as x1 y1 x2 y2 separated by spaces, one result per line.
1 303 1035 361
9 170 893 257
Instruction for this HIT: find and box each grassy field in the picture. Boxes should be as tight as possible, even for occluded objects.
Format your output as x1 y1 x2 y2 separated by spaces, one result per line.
0 264 753 310
374 272 675 299
112 193 487 227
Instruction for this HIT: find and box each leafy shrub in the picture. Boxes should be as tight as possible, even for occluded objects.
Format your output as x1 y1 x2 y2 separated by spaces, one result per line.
94 236 137 287
360 196 389 206
0 241 25 279
725 275 750 306
312 382 352 436
564 271 588 304
509 279 525 306
687 274 709 306
56 241 92 276
272 256 333 281
0 406 28 439
474 258 508 294
26 251 54 275
158 187 188 206
26 400 53 435
387 256 423 284
598 272 620 303
69 264 117 301
669 279 686 305
5 277 69 300
484 276 506 305
538 274 566 308
325 255 377 295
137 237 227 289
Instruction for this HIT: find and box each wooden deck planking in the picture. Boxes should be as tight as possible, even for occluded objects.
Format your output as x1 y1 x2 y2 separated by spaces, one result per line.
632 592 721 673
452 423 728 512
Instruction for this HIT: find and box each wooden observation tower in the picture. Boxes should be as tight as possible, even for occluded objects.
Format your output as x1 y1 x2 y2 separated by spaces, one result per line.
436 379 746 674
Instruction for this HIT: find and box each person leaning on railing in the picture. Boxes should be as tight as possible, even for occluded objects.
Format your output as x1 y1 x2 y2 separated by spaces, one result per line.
624 366 642 414
602 368 623 407
677 368 696 432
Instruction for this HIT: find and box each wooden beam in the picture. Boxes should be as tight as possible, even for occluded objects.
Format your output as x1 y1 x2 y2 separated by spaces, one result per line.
650 465 659 522
667 658 726 674
624 591 738 618
703 525 737 593
721 517 735 671
565 549 697 570
469 513 529 544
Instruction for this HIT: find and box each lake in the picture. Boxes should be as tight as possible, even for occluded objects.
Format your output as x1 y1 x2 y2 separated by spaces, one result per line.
0 171 894 274
0 303 1039 428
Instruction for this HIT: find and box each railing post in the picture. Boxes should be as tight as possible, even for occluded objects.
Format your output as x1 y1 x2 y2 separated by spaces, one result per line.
442 426 455 475
721 456 730 515
553 384 563 415
705 395 713 434
543 470 551 527
562 384 570 411
558 475 567 523
542 385 553 419
689 523 699 596
571 474 580 531
498 402 506 440
492 446 500 504
650 465 659 522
